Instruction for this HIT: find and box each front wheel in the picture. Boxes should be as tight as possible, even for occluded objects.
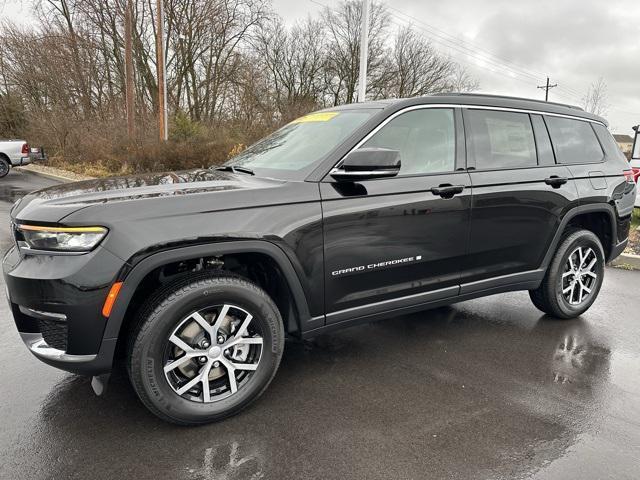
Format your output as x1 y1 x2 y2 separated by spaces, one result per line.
529 229 605 319
127 274 284 425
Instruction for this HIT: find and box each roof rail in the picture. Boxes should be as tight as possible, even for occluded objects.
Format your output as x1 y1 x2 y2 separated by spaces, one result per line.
434 92 585 111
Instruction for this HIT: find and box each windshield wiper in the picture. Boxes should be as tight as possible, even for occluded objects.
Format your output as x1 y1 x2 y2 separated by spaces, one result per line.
215 165 255 175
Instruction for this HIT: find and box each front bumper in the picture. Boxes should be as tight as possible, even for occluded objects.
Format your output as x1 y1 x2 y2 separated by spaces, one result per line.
18 331 117 375
3 245 124 375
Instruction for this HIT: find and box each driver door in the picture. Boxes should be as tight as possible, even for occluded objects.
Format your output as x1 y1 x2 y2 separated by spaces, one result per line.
320 107 471 324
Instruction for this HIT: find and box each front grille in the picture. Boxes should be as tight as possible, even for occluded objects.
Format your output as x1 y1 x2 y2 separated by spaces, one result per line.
38 318 68 351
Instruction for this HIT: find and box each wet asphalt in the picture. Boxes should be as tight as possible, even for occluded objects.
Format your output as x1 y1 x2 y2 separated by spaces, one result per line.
0 168 639 480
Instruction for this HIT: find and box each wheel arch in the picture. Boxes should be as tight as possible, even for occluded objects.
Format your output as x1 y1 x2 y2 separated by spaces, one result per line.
542 204 617 268
103 241 315 352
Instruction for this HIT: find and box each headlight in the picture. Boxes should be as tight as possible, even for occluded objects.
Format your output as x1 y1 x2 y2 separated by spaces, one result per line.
16 225 108 252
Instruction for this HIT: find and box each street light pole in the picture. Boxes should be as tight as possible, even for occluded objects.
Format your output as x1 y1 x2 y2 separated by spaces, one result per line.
156 0 168 141
357 0 370 103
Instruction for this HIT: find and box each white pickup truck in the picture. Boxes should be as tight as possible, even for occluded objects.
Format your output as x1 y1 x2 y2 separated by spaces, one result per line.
0 139 47 178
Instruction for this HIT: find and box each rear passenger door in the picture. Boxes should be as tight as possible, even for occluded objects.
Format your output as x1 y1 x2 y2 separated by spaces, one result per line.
461 109 578 290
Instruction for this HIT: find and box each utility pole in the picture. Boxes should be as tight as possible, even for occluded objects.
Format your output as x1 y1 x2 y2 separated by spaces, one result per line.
124 0 135 142
537 77 558 102
357 0 370 103
156 0 168 141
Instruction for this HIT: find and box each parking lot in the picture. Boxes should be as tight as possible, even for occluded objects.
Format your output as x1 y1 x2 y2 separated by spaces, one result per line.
0 168 639 480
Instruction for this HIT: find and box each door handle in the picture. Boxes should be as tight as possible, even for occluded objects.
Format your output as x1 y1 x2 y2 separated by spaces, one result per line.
431 184 464 198
544 176 568 188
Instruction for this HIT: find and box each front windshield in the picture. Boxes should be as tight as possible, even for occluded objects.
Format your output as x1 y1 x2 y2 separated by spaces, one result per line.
224 109 378 179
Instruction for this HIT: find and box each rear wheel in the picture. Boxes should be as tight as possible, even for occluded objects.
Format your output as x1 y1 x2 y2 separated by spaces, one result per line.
0 158 10 178
127 273 284 425
529 229 605 319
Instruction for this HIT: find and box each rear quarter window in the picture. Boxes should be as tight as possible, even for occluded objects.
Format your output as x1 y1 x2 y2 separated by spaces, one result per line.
592 124 628 162
545 116 604 164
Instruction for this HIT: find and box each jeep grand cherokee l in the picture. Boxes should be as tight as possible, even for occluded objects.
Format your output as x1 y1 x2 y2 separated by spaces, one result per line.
3 94 636 425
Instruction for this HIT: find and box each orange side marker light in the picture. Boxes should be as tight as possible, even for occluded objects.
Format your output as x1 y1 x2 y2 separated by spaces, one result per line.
102 281 123 317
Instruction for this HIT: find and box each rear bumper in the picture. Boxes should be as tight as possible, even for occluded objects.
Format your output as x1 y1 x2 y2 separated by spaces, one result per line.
3 245 124 375
12 152 48 167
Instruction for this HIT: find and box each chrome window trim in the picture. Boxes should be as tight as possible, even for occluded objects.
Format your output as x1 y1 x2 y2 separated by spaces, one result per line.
330 104 606 173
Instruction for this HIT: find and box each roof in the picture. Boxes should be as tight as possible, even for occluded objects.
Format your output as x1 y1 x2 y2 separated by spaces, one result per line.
613 134 634 143
326 93 608 126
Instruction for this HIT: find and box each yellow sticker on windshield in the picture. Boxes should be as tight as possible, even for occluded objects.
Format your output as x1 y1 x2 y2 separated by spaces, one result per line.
291 112 339 124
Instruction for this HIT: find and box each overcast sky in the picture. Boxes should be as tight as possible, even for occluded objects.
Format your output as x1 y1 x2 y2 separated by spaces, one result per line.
2 0 639 134
277 0 640 134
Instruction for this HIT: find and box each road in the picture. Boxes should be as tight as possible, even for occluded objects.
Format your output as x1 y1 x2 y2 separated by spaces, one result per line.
1 168 639 480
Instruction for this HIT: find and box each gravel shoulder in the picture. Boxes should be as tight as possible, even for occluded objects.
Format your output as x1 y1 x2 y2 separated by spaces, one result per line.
17 164 95 182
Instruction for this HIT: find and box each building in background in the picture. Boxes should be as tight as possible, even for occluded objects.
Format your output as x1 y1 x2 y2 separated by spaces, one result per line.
614 134 634 156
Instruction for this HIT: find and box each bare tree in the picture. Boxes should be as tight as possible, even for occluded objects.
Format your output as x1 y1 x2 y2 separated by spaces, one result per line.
0 0 478 173
448 64 479 93
582 77 608 116
378 26 457 99
321 0 389 105
255 17 326 120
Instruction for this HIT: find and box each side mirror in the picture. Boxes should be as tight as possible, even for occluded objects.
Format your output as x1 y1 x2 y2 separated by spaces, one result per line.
330 148 401 181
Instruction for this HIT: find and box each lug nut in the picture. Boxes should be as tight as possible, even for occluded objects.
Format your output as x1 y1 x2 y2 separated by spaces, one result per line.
199 356 207 364
213 361 220 368
217 335 225 344
201 341 210 349
224 349 230 356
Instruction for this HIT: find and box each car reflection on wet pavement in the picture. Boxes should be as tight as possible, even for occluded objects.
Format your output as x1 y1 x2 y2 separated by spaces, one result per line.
0 169 639 480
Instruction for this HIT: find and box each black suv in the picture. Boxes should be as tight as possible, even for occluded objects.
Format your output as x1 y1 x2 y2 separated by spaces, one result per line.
4 94 636 424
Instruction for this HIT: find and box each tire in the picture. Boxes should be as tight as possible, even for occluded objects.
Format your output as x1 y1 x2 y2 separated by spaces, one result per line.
0 158 10 178
127 273 284 425
529 229 605 319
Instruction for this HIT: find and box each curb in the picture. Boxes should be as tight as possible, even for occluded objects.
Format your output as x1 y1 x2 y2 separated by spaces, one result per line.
611 252 640 270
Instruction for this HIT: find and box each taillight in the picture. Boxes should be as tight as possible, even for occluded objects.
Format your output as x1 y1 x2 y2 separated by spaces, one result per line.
632 167 640 183
623 169 636 184
21 143 29 155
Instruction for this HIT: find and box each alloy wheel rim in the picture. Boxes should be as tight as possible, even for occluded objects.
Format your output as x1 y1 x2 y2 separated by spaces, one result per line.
561 246 598 306
0 162 8 175
163 304 263 403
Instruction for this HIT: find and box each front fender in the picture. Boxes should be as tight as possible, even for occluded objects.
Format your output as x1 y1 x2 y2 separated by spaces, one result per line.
102 240 318 345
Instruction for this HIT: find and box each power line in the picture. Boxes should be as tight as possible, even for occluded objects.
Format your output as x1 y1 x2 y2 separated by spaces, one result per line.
384 4 590 100
309 0 638 120
312 0 543 88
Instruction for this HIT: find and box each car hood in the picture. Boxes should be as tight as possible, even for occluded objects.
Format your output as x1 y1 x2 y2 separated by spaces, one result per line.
11 169 288 223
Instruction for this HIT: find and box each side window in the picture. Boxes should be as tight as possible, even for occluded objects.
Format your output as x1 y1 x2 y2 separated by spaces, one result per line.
466 110 537 169
361 108 455 175
545 117 604 164
592 123 627 161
